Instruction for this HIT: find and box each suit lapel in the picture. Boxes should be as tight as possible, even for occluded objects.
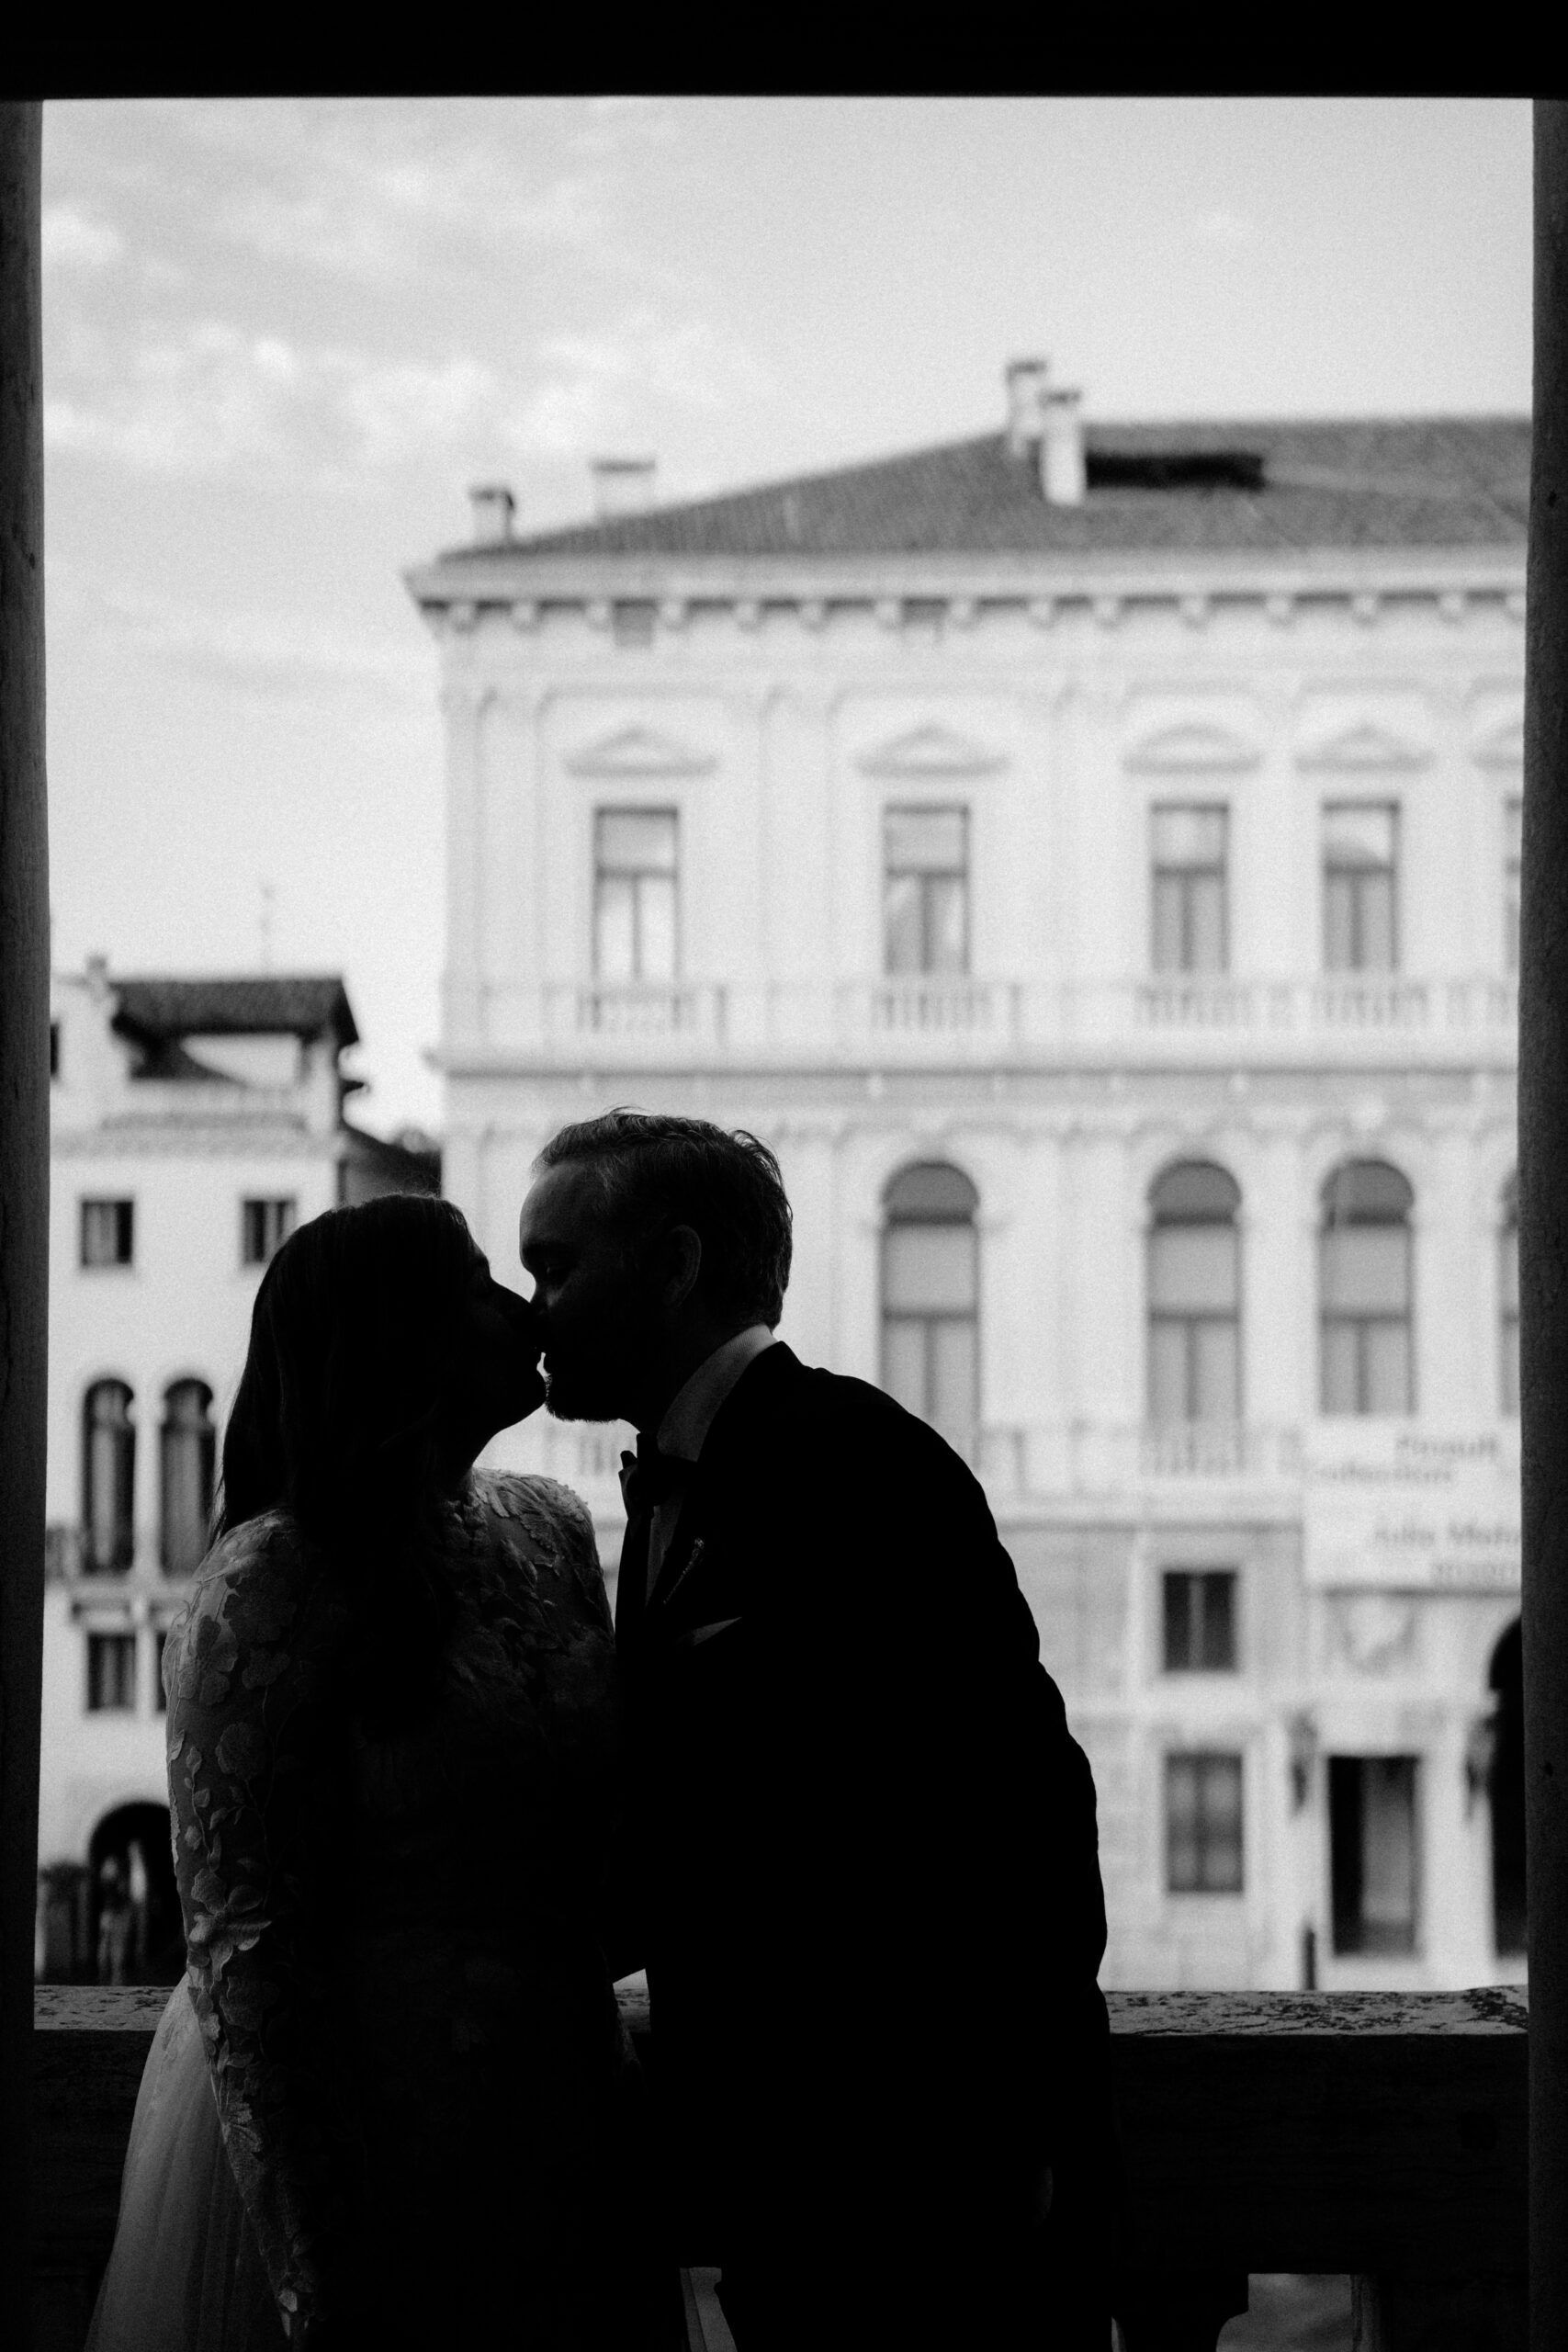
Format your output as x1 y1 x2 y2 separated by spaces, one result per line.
640 1341 801 1643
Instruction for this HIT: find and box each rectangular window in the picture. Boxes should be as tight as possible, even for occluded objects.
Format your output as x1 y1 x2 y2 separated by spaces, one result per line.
80 1198 134 1269
242 1197 297 1268
1147 1225 1240 1422
1330 1755 1419 1955
50 1020 61 1080
594 808 679 983
1504 797 1522 973
1165 1751 1244 1893
86 1630 137 1713
153 1629 168 1713
1320 1223 1413 1415
1162 1570 1238 1672
883 806 969 978
1324 803 1399 973
1151 805 1228 974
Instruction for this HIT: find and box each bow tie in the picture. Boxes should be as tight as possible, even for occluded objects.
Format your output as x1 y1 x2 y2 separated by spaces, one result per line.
619 1432 693 1512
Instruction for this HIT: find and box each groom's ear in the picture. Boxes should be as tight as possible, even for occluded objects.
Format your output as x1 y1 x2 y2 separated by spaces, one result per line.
660 1223 704 1312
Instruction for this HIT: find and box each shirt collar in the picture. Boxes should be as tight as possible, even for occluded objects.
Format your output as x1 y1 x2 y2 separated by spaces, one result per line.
655 1325 778 1465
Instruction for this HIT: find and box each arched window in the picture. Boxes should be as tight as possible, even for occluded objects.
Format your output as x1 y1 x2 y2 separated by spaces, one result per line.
160 1378 215 1578
1320 1161 1415 1415
1500 1174 1519 1418
83 1380 136 1574
881 1162 979 1456
1147 1162 1242 1424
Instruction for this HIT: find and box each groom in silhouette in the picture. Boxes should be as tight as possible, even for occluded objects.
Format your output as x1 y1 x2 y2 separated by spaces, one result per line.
518 1110 1119 2351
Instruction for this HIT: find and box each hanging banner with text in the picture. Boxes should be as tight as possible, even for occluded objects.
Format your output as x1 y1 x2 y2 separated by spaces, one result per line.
1301 1425 1520 1591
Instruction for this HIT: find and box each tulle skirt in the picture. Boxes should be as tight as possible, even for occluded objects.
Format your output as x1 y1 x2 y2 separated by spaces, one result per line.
85 1980 282 2352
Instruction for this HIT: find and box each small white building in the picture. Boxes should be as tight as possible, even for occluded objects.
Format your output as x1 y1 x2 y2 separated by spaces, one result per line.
406 368 1528 1996
37 964 438 1981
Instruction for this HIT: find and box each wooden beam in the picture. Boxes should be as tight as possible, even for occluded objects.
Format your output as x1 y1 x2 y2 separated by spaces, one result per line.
1523 95 1568 2352
0 97 49 2352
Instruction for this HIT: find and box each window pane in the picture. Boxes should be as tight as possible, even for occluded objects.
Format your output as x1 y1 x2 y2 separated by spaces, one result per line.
885 807 966 873
1200 1756 1244 1892
1358 872 1397 972
1502 1315 1520 1417
594 876 637 982
1187 872 1226 974
596 809 677 873
1361 1758 1417 1943
929 1317 977 1449
637 873 678 981
1191 1319 1239 1420
1200 1574 1237 1671
884 872 925 975
1324 873 1357 972
1152 806 1227 867
1324 804 1397 867
925 875 969 975
882 1317 928 1417
1322 1226 1408 1316
885 1223 976 1314
1163 1575 1194 1671
1504 797 1523 864
1152 875 1186 973
1148 1320 1191 1422
1363 1320 1413 1415
1321 1320 1360 1414
1166 1756 1201 1893
1150 1225 1237 1314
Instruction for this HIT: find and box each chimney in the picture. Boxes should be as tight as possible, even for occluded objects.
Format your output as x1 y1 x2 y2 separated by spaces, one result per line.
1040 388 1086 506
592 457 657 521
468 483 515 547
1004 357 1050 458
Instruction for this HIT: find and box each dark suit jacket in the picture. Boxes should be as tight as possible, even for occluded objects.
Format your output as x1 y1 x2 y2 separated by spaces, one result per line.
613 1342 1116 2280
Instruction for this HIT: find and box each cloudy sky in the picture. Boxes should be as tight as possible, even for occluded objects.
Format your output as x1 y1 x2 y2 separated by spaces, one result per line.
42 96 1532 1133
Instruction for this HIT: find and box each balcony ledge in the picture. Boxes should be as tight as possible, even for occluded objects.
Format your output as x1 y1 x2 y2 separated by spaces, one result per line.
31 1983 1527 2349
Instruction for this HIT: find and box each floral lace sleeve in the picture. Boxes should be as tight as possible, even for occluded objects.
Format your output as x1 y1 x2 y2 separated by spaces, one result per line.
164 1516 363 2340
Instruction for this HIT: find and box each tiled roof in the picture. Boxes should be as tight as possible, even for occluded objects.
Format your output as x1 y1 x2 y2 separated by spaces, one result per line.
111 976 359 1048
445 417 1529 563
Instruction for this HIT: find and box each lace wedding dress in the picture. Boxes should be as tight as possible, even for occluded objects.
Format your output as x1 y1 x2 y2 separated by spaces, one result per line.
86 1472 665 2351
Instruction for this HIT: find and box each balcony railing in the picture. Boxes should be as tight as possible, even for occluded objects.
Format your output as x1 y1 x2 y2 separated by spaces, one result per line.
482 975 1518 1063
979 1423 1303 1500
32 1983 1528 2352
546 982 728 1045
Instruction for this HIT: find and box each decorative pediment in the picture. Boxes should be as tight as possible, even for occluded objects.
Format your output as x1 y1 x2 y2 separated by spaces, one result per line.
1124 722 1260 774
565 725 716 778
1472 718 1524 770
1297 721 1430 772
857 725 1005 777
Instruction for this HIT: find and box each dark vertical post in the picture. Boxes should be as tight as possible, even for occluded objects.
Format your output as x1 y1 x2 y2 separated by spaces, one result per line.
0 99 48 2351
1522 96 1568 2352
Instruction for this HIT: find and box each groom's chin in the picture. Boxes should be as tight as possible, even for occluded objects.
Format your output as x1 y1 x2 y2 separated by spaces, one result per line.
544 1378 618 1426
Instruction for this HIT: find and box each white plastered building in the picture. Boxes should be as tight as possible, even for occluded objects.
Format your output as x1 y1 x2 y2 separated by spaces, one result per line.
405 370 1528 1994
38 966 438 1979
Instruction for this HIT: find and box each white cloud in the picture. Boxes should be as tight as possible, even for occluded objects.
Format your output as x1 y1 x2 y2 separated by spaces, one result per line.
516 308 775 457
43 319 511 487
41 204 125 270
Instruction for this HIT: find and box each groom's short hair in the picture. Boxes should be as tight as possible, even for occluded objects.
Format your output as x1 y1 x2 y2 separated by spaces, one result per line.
535 1110 794 1328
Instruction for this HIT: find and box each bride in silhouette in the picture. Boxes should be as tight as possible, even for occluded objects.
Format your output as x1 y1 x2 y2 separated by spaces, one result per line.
87 1194 671 2351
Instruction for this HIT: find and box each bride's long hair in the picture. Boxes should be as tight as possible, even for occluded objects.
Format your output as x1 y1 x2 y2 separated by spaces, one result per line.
216 1193 479 1733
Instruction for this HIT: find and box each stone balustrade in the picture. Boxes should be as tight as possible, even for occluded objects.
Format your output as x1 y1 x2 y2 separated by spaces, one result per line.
31 1983 1527 2352
457 974 1518 1069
